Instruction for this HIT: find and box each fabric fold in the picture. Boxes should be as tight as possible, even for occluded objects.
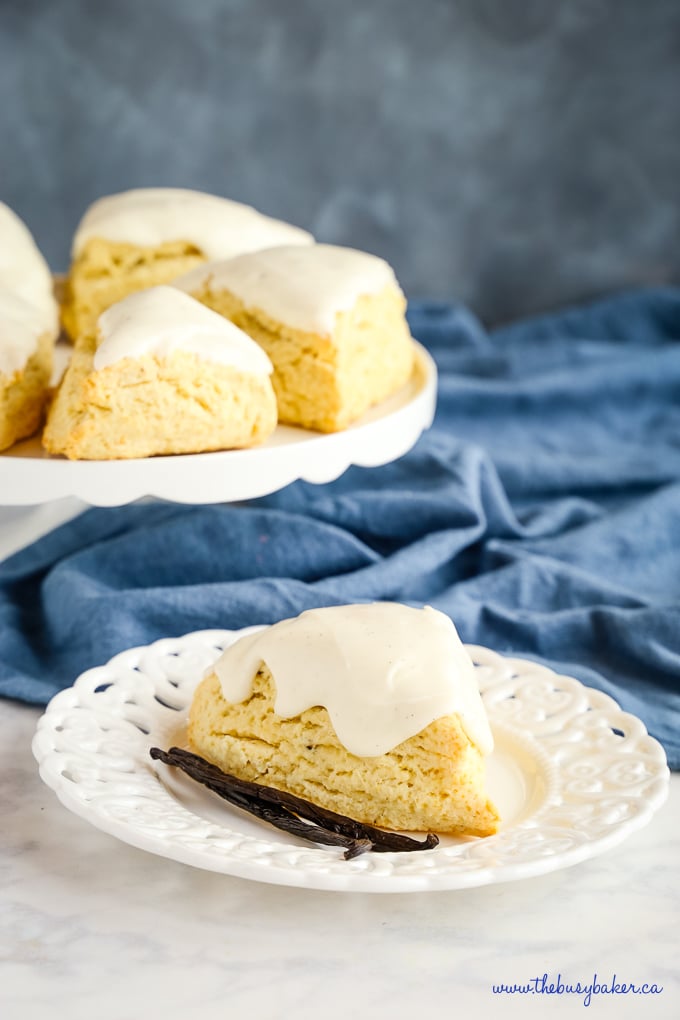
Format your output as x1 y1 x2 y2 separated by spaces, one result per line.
1 288 678 766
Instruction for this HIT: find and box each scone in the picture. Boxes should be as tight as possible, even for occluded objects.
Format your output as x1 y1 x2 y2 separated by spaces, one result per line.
0 203 58 451
174 244 416 432
61 188 313 340
0 293 56 451
189 603 499 836
43 286 277 460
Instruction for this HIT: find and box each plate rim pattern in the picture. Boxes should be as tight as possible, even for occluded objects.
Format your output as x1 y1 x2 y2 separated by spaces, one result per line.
32 628 670 892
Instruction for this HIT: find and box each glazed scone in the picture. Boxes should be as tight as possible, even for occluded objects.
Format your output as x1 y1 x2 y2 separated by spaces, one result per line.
0 203 58 450
189 604 499 836
61 188 313 340
43 286 277 460
174 244 416 432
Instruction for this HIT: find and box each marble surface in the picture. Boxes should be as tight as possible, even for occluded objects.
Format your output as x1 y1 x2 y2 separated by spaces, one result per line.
1 695 677 1019
1 508 678 1017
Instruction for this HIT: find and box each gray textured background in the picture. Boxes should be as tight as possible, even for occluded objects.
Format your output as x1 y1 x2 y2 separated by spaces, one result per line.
1 0 679 323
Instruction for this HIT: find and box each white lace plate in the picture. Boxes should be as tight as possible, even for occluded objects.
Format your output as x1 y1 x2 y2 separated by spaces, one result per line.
32 629 669 893
0 344 435 507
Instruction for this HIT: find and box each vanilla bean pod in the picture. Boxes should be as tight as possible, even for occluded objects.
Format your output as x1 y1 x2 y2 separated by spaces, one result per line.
150 746 439 855
206 781 372 857
228 794 373 859
150 746 371 858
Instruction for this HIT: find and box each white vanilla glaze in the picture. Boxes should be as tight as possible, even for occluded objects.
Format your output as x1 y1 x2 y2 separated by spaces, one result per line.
72 188 313 259
0 290 52 376
93 286 273 375
175 244 401 336
0 203 58 374
211 603 494 757
0 202 55 305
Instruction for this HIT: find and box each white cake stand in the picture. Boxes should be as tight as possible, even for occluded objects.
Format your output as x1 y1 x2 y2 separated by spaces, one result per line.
0 343 437 509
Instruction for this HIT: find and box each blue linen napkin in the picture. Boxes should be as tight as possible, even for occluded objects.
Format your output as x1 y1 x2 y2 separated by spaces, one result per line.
1 289 679 767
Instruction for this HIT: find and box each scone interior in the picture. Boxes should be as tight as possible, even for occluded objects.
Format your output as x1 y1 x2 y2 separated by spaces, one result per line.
43 286 278 460
62 237 207 341
188 604 499 837
192 282 414 432
0 329 53 452
177 244 416 432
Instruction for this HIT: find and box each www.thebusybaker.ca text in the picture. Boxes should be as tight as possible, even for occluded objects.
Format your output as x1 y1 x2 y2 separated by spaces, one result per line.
492 972 663 1007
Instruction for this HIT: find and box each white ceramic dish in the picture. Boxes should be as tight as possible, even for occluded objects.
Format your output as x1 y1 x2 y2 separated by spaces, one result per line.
0 343 436 507
32 628 669 893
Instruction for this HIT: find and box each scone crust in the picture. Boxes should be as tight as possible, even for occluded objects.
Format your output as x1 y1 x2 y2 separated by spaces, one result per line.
42 333 277 460
188 667 499 837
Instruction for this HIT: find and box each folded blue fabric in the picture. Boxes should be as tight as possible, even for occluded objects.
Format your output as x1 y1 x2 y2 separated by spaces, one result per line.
2 289 679 767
